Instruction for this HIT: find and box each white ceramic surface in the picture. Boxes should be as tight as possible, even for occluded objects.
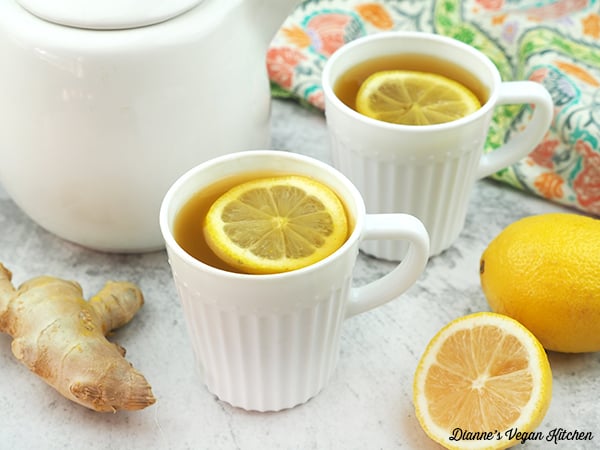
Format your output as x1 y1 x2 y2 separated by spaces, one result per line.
0 0 299 252
16 0 203 29
322 32 553 260
159 150 429 411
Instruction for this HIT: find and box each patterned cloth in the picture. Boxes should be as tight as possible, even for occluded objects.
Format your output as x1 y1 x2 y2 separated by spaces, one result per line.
267 0 600 216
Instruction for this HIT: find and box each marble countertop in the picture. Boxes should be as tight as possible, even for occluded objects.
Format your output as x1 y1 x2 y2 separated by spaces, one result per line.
1 99 598 450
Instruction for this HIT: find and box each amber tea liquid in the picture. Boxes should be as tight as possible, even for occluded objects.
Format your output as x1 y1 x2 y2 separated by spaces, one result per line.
173 171 353 273
173 172 267 273
334 53 488 111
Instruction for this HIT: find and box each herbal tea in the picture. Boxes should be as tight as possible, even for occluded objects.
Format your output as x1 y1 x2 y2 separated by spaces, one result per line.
334 53 488 112
173 172 352 274
173 171 269 273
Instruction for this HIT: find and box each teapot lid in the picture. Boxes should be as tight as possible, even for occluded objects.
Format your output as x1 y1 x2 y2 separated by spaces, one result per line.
16 0 203 29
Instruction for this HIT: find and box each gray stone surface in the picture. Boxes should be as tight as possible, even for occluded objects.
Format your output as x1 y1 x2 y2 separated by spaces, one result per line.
0 98 597 449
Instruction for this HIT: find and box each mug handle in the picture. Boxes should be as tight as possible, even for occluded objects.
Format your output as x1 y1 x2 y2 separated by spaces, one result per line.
345 214 430 318
476 81 553 180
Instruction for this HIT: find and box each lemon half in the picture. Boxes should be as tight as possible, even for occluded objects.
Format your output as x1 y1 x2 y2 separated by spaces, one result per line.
413 312 552 450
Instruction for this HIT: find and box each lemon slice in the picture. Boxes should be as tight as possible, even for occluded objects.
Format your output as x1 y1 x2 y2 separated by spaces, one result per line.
203 175 348 274
413 312 552 450
356 70 481 125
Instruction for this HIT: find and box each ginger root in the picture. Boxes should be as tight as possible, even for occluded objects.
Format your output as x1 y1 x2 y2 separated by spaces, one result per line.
0 263 155 412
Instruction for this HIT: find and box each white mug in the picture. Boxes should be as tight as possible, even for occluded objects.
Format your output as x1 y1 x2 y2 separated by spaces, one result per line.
159 150 430 411
322 31 553 259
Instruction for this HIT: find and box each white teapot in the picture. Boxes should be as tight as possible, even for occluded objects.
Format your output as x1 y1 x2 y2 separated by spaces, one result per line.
0 0 299 252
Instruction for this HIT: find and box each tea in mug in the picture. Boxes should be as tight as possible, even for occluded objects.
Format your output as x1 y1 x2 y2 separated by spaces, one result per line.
173 172 351 274
174 173 250 272
334 53 488 113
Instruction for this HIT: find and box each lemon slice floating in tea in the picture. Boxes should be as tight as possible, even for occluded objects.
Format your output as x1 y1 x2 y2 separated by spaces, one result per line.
356 70 481 125
413 312 552 450
203 175 348 274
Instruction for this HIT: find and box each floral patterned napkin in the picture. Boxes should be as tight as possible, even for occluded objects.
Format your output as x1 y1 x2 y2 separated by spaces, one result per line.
267 0 600 216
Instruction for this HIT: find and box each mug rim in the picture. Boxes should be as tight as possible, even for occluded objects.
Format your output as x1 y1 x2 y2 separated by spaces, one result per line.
159 150 366 280
322 30 502 132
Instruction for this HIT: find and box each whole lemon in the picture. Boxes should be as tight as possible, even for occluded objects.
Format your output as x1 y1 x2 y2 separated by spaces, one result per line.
480 213 600 353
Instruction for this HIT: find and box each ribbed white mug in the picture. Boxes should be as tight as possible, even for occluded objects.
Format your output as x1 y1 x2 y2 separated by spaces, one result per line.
159 150 429 412
322 31 553 259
